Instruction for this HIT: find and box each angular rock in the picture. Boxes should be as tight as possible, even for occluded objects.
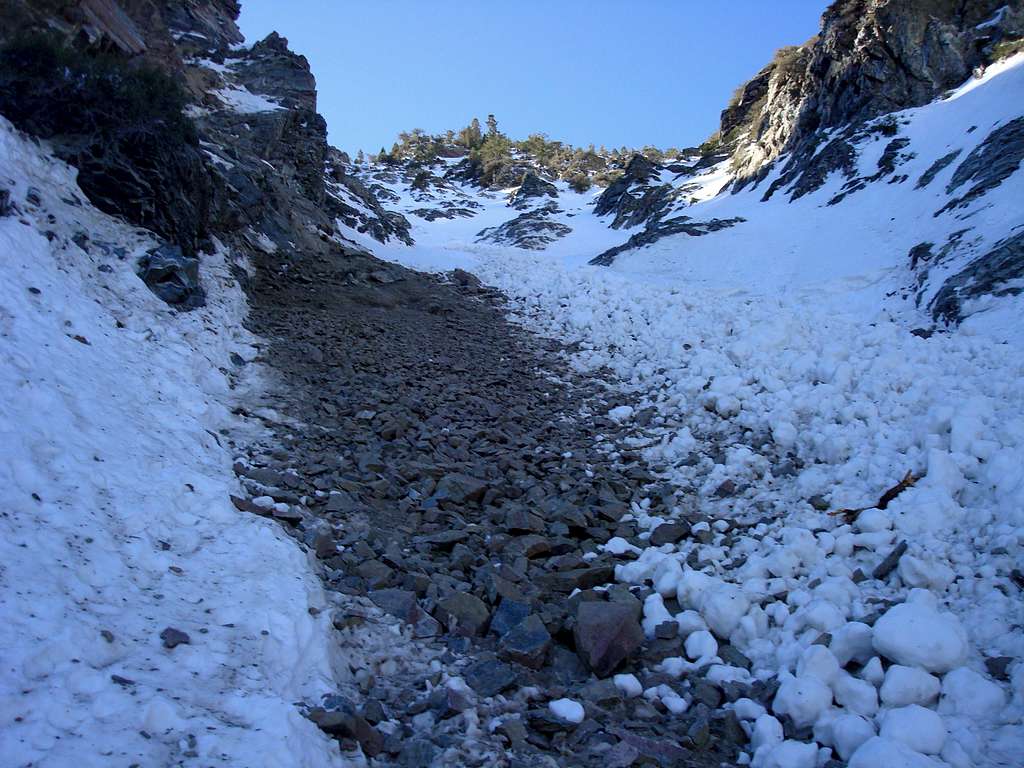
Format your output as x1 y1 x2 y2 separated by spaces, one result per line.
573 601 644 677
463 658 517 697
498 615 551 670
436 592 490 636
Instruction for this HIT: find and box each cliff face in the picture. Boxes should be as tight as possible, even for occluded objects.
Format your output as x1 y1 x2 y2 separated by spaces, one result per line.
725 0 1024 179
0 0 408 306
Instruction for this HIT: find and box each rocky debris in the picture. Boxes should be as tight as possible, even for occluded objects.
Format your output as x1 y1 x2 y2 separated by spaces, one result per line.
226 238 744 765
136 244 205 308
308 702 384 757
326 155 413 245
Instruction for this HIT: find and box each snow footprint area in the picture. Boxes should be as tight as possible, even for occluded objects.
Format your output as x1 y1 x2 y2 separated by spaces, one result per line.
0 123 343 767
466 252 1024 766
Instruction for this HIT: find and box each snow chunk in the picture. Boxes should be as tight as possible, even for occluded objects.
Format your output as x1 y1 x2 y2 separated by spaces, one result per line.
607 405 634 422
830 622 874 667
549 698 585 723
880 665 941 707
699 582 751 639
880 705 946 755
772 674 832 728
939 666 1006 717
796 645 840 684
613 674 643 698
833 673 879 716
872 592 968 673
832 714 876 760
685 630 718 661
848 736 945 768
758 739 818 768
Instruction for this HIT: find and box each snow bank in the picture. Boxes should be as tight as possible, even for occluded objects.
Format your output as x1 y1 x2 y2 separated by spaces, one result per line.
0 119 344 767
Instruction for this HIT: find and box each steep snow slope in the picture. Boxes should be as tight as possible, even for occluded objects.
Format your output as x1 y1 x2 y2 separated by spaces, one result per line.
0 119 345 768
353 57 1024 768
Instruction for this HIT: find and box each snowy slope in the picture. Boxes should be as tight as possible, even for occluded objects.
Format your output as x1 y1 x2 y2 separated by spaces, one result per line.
353 56 1024 768
0 119 345 768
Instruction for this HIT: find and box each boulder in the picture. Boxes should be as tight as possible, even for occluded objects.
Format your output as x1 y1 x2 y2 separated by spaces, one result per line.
136 244 204 308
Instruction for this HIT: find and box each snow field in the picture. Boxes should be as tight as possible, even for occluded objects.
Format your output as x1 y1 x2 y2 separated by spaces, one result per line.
0 119 346 768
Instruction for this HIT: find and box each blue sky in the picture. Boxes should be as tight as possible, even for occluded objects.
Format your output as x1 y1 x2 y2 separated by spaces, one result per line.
238 1 828 154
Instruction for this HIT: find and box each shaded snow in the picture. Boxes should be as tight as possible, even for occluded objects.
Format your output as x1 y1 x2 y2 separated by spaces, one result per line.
0 119 345 767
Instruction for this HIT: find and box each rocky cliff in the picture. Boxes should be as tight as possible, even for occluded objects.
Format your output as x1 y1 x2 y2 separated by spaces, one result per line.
725 0 1024 181
0 0 409 307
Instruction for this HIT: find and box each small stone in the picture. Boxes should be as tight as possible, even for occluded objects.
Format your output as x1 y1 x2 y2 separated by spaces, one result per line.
160 627 190 649
714 479 737 497
718 644 752 670
985 656 1014 681
654 621 679 640
808 495 830 511
433 473 488 504
872 540 907 581
436 592 490 636
463 659 517 697
649 521 690 546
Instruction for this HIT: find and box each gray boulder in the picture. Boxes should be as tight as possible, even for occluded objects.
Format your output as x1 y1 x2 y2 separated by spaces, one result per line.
136 244 204 308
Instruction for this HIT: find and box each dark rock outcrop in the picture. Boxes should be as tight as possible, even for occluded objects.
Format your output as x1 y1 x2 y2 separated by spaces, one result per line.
938 117 1024 215
508 171 558 209
590 215 745 266
930 231 1024 323
725 1 1024 180
476 203 572 250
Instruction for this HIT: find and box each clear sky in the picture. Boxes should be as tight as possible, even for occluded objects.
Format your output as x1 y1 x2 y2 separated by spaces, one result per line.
238 1 829 155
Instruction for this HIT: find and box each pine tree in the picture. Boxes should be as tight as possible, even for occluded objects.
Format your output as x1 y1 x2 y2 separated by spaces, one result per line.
356 149 365 164
486 113 498 137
